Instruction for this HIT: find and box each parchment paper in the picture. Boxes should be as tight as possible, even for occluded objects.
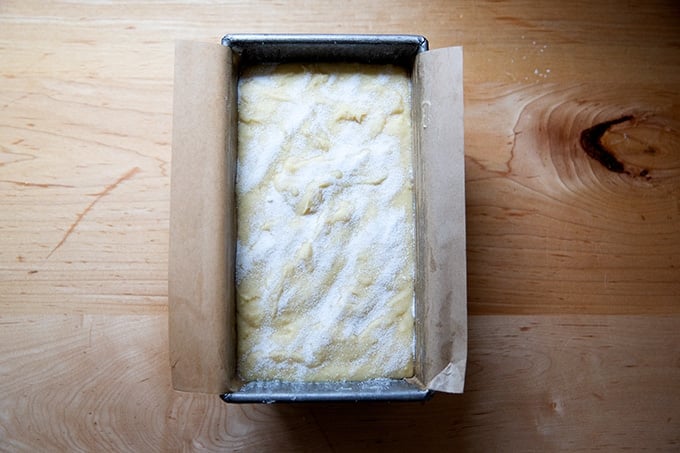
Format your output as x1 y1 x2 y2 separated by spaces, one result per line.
168 41 466 394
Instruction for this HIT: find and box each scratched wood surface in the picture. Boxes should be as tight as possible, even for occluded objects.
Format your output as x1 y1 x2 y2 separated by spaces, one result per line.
1 1 679 451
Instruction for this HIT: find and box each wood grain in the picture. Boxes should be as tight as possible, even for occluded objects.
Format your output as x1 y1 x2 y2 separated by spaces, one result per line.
1 0 679 451
466 83 680 315
0 315 677 451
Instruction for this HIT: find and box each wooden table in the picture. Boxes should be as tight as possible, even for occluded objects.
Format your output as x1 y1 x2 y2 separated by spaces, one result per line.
1 1 678 450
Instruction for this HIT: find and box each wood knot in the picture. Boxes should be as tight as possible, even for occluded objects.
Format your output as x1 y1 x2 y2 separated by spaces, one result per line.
579 114 679 181
579 115 632 174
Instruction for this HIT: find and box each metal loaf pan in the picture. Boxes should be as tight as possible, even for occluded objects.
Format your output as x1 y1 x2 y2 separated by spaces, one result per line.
221 34 431 403
222 33 428 66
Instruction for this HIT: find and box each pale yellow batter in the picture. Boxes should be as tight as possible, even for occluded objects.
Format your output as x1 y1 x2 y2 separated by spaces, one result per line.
235 62 415 382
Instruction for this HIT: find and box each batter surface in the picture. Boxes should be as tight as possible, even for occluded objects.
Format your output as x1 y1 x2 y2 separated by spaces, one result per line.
235 62 415 381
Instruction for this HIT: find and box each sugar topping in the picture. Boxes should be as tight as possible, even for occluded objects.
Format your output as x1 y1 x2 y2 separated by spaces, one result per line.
235 63 415 381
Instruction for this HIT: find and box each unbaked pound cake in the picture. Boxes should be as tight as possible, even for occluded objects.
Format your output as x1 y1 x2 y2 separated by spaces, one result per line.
235 62 415 382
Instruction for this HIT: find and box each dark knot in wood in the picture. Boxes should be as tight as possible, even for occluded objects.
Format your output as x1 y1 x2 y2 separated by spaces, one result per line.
579 115 634 174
